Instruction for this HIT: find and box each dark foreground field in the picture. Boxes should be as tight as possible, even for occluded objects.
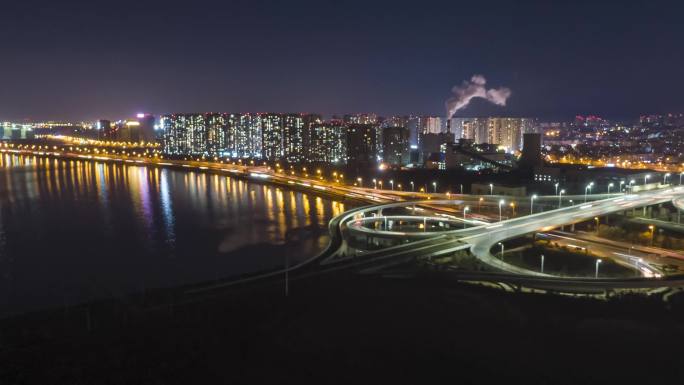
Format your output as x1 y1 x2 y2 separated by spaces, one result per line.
2 269 684 384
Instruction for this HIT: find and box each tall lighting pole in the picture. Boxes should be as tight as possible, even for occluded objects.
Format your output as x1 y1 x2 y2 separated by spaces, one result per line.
558 189 565 208
530 194 537 214
584 182 594 203
463 206 470 229
594 216 600 234
499 199 505 221
595 259 602 278
649 225 655 246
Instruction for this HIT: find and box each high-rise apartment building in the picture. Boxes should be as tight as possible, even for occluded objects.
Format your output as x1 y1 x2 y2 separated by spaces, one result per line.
345 124 377 167
206 113 228 155
261 113 284 160
235 113 262 158
162 113 207 155
308 121 346 163
282 113 305 162
449 117 538 152
382 126 410 166
422 117 443 134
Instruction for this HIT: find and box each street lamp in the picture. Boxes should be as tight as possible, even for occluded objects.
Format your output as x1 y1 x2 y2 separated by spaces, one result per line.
584 182 594 203
432 181 437 193
478 197 484 212
460 184 464 194
540 254 545 273
664 173 671 185
357 177 363 187
498 199 505 221
554 183 559 196
649 225 655 246
410 181 414 192
607 183 614 194
595 259 602 278
558 189 565 208
373 178 377 189
619 180 625 192
645 174 650 186
530 194 537 214
390 180 394 190
379 181 383 189
463 206 470 228
629 179 635 193
498 242 505 260
594 216 600 234
489 183 494 195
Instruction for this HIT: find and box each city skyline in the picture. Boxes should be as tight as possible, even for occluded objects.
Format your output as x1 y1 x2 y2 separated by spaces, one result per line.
4 1 684 382
2 0 684 122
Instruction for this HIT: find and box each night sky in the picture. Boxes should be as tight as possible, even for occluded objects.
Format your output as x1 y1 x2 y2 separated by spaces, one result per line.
1 0 683 122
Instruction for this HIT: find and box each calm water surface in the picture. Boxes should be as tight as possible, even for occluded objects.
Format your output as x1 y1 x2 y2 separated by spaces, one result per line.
0 154 349 316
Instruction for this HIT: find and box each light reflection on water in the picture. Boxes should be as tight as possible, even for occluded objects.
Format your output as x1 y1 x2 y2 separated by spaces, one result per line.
0 154 349 316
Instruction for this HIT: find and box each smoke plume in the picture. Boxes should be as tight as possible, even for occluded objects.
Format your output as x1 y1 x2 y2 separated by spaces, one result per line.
445 75 512 119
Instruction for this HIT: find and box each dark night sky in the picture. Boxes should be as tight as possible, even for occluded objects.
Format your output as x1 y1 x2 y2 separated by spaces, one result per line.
1 0 683 122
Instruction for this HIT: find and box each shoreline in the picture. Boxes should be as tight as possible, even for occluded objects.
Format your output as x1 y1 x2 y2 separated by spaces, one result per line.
0 145 375 206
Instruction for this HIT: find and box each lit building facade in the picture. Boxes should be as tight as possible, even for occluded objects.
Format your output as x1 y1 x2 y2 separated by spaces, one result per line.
282 113 306 162
206 113 228 156
261 113 284 160
422 117 443 134
162 113 207 155
308 121 346 163
236 113 262 158
452 117 538 152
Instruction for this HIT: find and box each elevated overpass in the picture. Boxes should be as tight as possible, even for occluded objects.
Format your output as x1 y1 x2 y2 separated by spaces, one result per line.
675 197 684 211
333 186 684 282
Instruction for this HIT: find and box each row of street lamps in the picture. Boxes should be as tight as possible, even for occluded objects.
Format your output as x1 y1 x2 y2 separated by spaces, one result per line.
355 171 683 197
363 178 438 193
494 248 603 277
